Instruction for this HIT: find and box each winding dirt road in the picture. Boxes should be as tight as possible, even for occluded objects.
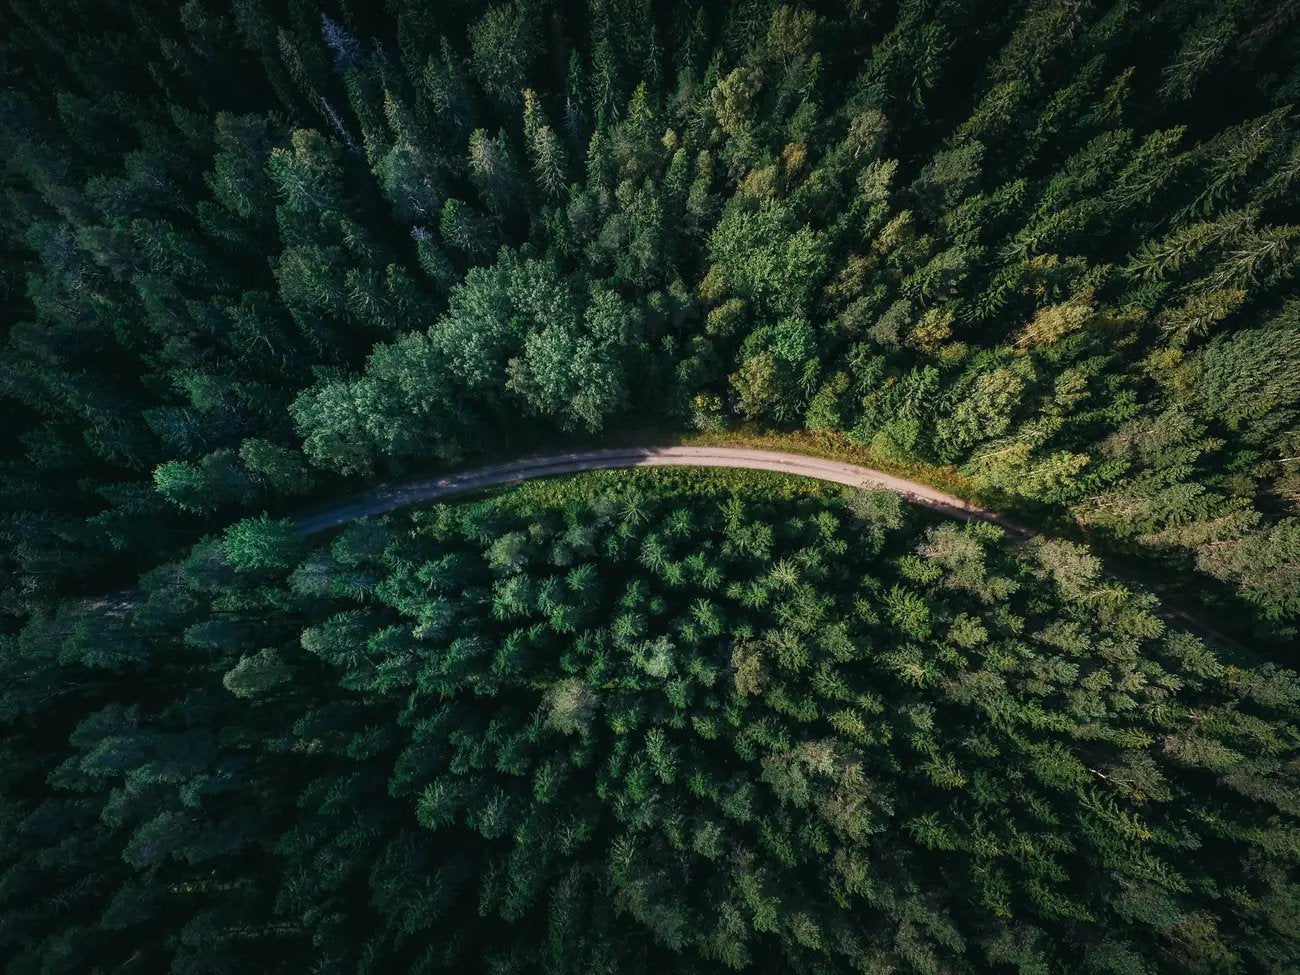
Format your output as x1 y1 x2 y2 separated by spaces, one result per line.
295 446 1032 537
293 445 1239 651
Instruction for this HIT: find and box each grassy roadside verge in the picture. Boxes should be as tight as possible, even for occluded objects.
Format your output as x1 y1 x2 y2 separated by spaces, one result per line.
670 426 981 500
469 464 855 511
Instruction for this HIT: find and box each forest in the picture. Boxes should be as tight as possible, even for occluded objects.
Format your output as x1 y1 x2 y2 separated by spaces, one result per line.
1 0 1299 972
6 470 1300 972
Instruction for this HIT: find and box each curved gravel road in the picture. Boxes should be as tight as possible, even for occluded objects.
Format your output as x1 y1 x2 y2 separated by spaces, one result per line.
293 445 1241 651
295 446 1033 537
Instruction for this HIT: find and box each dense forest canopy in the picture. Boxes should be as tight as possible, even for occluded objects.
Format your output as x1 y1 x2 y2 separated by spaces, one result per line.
5 470 1300 972
2 0 1299 640
3 0 1300 972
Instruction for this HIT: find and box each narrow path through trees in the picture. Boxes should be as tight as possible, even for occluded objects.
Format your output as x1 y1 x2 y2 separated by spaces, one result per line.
293 446 1240 651
295 446 1030 535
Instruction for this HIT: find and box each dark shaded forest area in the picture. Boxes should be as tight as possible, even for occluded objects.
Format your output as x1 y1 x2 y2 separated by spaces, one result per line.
2 1 1300 972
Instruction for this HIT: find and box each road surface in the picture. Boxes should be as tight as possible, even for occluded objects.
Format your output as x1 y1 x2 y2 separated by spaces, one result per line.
295 446 1033 537
293 445 1240 651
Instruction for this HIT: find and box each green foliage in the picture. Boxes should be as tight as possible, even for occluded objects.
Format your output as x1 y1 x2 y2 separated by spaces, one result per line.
8 472 1299 971
2 1 1300 969
224 514 303 572
222 647 291 698
1 0 1298 641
